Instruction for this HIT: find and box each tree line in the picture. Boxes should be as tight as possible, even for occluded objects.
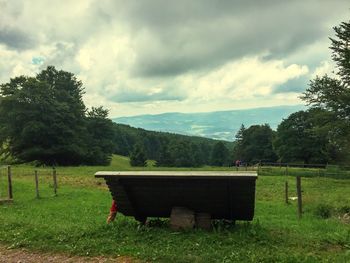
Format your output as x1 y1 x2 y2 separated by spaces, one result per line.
113 123 233 167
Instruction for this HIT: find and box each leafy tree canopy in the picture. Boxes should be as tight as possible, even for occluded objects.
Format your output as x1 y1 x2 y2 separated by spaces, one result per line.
130 143 147 167
0 66 114 165
211 141 230 166
301 20 350 162
274 109 336 164
233 124 277 163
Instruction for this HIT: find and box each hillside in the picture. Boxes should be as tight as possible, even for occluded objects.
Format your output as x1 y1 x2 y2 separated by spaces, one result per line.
113 105 304 141
112 123 234 167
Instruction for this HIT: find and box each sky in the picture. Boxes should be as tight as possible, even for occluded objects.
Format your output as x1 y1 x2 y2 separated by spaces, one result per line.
0 0 349 117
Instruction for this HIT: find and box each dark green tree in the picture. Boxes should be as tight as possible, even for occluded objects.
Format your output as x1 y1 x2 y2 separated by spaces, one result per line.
156 143 173 167
232 124 245 162
211 141 230 166
301 20 350 162
191 143 205 167
274 109 334 164
170 140 195 167
85 107 115 165
113 125 131 156
235 124 246 142
233 124 277 163
330 21 350 87
0 66 87 165
0 66 117 165
130 143 147 167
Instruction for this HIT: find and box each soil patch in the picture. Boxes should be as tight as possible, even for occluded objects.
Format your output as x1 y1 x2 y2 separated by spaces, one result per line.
0 245 138 263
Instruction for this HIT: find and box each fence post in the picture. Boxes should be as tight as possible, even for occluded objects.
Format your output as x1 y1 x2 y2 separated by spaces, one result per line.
296 176 302 219
285 181 289 204
35 170 40 199
285 165 289 204
53 167 57 196
7 165 13 199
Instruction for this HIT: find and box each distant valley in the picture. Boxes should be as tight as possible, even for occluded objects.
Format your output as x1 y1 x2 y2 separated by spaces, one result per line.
113 105 305 141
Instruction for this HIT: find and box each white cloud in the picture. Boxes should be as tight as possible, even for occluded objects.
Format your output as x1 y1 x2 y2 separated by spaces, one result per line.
0 0 349 118
311 61 335 78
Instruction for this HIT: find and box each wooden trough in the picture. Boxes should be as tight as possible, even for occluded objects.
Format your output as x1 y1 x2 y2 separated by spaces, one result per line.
95 171 258 223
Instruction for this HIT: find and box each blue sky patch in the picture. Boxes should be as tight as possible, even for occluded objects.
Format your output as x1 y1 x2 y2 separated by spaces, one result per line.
31 56 45 65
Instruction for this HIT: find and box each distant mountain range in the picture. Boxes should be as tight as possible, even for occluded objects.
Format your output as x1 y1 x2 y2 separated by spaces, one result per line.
113 105 305 141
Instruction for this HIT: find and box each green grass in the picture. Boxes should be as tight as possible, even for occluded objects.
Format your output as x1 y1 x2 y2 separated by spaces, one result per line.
0 155 349 262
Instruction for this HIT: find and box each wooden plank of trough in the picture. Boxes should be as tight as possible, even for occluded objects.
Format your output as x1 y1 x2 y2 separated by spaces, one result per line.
95 171 257 178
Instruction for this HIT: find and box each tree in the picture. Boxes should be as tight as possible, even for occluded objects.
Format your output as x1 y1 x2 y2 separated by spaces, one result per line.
0 67 87 165
85 107 115 165
170 140 195 167
0 66 115 165
211 141 230 166
301 20 350 162
232 124 245 162
274 109 333 164
330 21 350 87
235 124 246 142
233 124 277 163
130 143 147 167
156 143 173 167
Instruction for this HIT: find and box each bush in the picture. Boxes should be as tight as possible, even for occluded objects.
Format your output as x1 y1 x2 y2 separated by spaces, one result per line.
314 204 333 219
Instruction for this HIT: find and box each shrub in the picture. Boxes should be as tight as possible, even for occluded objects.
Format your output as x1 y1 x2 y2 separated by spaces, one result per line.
314 204 333 219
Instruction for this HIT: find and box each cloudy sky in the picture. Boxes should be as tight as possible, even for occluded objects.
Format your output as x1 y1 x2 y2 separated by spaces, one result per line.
1 1 349 117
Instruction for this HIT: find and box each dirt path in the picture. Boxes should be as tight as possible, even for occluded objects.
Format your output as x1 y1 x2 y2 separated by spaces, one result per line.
0 245 138 263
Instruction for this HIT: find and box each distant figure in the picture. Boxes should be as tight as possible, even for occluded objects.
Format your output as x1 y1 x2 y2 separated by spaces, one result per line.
107 200 117 224
235 160 241 167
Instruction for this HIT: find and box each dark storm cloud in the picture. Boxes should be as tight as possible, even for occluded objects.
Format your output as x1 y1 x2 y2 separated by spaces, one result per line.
274 76 310 94
109 0 349 77
0 28 37 50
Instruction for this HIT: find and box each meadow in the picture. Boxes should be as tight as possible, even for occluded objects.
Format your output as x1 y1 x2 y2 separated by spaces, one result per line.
0 155 349 262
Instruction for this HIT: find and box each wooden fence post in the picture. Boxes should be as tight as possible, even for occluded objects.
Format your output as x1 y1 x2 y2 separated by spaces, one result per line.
285 181 289 204
35 170 40 199
296 176 302 219
53 168 57 196
7 165 13 199
285 165 289 204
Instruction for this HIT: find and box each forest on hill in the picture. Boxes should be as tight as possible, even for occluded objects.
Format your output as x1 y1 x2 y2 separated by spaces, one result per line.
113 123 233 167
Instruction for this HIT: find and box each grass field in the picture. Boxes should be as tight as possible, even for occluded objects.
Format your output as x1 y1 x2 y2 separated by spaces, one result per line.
0 155 349 262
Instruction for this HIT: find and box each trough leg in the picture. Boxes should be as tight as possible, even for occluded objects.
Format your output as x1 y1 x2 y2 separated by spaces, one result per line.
136 216 147 225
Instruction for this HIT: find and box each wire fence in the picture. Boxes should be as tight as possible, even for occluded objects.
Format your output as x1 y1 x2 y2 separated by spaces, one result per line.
0 165 59 200
258 163 350 179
